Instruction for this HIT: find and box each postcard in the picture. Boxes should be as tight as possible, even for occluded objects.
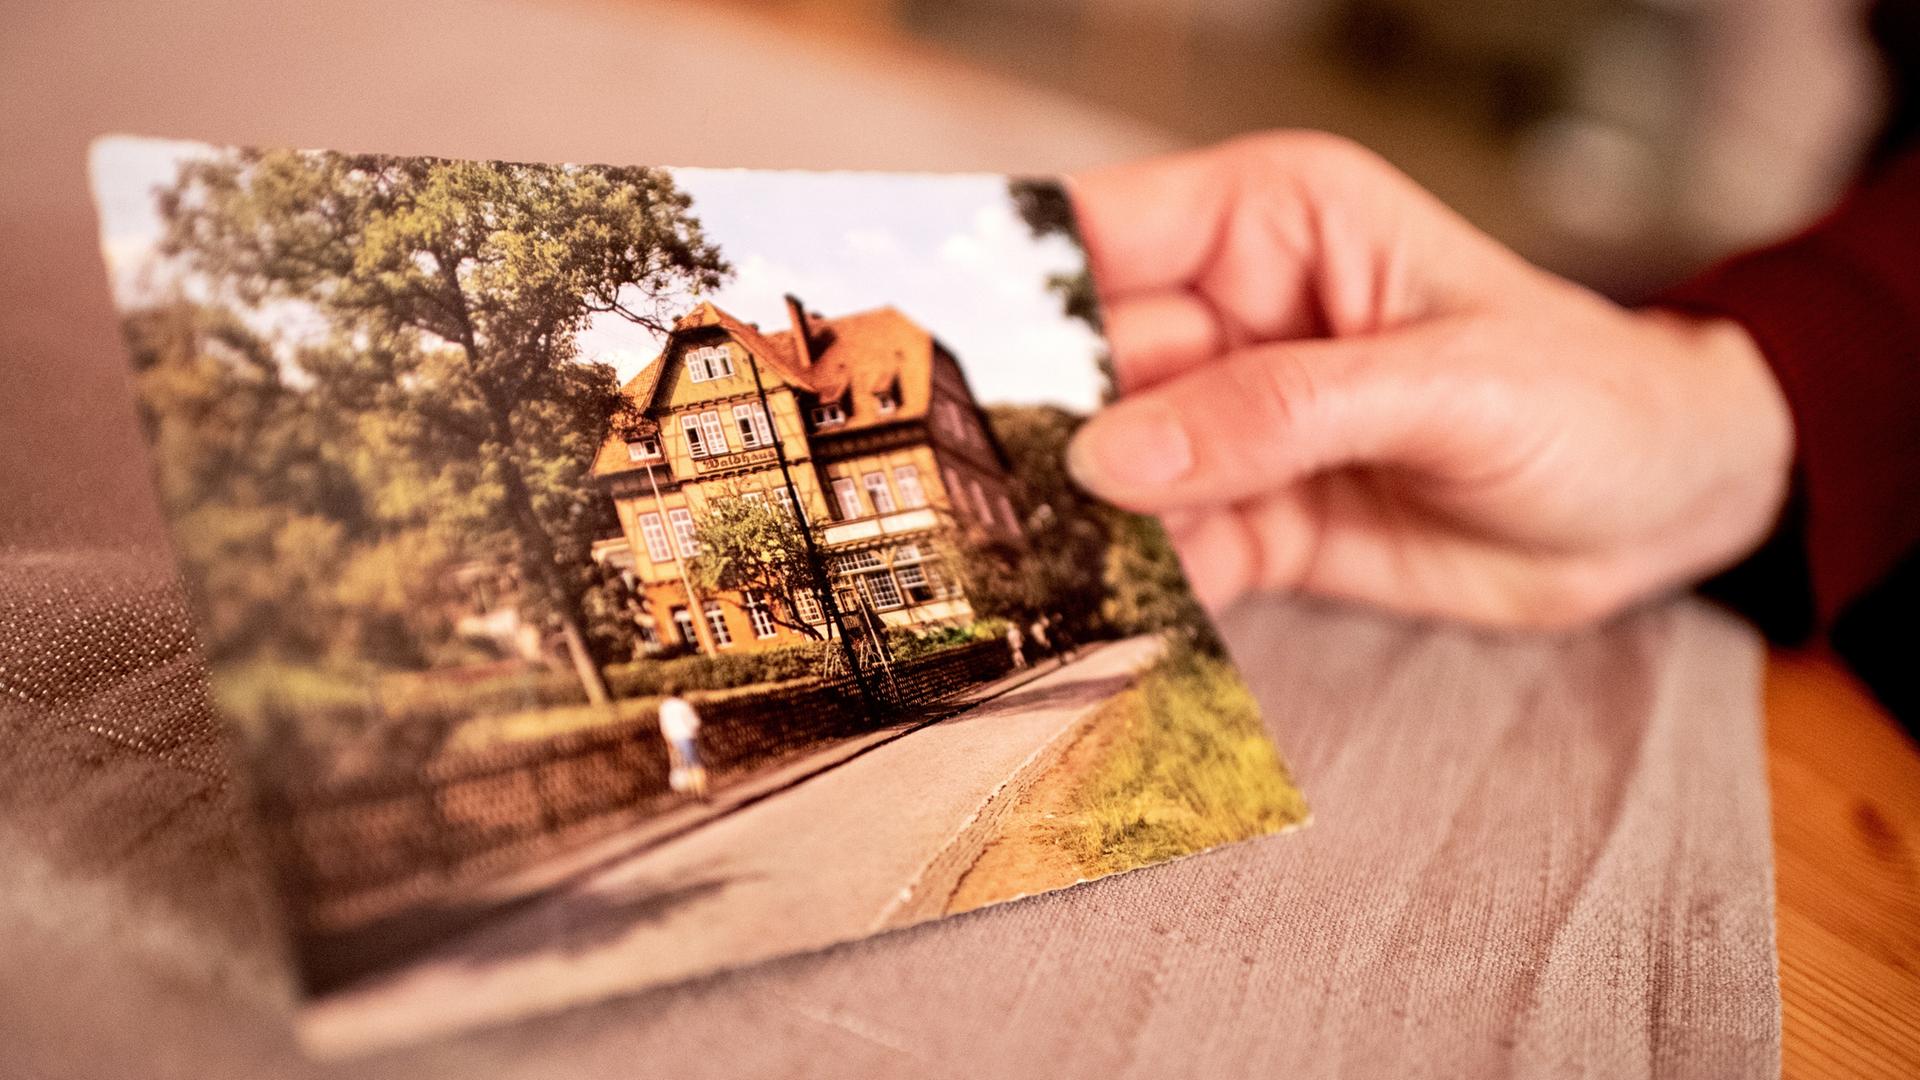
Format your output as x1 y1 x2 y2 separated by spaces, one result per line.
88 137 1309 1054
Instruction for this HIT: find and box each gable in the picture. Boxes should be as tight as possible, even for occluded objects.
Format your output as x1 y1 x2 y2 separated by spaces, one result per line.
593 299 969 478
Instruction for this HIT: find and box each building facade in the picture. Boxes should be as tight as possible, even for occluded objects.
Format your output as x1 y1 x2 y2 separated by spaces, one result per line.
591 296 1022 655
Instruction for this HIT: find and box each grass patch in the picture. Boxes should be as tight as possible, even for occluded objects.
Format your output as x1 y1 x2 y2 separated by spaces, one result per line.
1055 645 1308 875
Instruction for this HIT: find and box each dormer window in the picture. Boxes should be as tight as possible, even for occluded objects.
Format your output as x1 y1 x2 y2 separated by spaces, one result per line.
874 385 900 414
685 344 735 383
625 436 661 462
809 402 847 429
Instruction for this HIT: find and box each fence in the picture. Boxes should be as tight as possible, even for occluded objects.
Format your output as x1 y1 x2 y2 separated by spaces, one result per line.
259 638 1016 941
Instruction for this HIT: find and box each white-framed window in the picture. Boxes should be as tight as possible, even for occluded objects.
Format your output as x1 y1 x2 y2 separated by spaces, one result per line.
733 402 773 448
894 465 926 508
874 386 899 414
667 507 699 557
892 543 946 604
943 467 967 519
681 413 710 458
863 471 895 514
671 607 696 646
834 549 885 573
703 600 733 646
793 589 824 624
685 344 734 383
832 477 862 521
895 560 932 603
859 571 904 610
625 436 661 462
772 485 802 523
638 512 671 562
741 490 766 506
810 402 847 429
700 410 728 456
743 590 777 639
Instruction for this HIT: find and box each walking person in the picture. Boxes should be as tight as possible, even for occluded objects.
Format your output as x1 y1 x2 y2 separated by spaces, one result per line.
1005 620 1027 670
1028 614 1053 661
1054 619 1077 662
657 684 709 801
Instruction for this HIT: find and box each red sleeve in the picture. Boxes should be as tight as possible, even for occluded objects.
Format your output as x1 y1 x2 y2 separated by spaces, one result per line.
1661 148 1920 648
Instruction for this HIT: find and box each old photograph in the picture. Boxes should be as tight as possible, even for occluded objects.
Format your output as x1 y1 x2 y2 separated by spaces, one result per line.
90 138 1309 1052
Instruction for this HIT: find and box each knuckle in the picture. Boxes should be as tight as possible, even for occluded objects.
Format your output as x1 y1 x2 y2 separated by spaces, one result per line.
1238 349 1319 439
1229 130 1393 183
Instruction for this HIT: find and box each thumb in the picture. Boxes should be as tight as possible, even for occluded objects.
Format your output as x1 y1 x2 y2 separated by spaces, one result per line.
1067 330 1467 511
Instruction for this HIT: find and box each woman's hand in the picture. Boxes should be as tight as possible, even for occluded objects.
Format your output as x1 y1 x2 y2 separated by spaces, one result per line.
1066 132 1796 628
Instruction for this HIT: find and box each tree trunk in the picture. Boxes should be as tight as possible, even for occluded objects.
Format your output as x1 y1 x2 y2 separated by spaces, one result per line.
557 612 612 707
497 456 613 707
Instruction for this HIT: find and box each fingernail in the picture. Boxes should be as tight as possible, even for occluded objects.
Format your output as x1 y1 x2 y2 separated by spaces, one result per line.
1068 400 1194 492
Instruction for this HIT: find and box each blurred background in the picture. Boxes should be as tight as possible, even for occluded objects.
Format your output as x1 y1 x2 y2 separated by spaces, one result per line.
0 0 1896 546
693 0 1887 298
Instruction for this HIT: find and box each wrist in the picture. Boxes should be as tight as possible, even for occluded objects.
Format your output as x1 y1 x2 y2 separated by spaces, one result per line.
1651 308 1797 572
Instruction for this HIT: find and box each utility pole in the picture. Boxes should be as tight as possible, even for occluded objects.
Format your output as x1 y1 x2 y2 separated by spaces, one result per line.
744 349 879 714
644 430 718 657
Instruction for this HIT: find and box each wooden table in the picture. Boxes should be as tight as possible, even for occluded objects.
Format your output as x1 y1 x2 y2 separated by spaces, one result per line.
1768 652 1920 1079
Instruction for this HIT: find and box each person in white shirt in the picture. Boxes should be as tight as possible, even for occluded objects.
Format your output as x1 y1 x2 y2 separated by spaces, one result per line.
1005 621 1027 669
657 686 709 801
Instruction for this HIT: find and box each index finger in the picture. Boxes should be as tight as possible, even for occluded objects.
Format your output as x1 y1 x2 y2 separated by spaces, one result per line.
1066 142 1240 299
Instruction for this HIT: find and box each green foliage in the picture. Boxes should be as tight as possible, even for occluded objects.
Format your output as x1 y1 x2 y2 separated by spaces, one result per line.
883 621 1000 661
689 488 827 639
1055 646 1308 874
978 403 1212 647
605 644 827 698
967 405 1109 627
144 149 729 697
125 303 460 666
230 642 834 770
1101 513 1216 647
367 643 830 724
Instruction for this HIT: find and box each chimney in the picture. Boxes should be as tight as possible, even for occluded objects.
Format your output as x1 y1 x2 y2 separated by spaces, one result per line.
784 293 815 367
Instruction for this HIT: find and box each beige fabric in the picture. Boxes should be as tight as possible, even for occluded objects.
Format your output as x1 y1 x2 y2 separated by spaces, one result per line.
0 1 1778 1075
0 556 1780 1078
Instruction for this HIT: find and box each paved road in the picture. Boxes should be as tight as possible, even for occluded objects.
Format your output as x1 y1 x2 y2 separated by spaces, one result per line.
304 635 1167 1054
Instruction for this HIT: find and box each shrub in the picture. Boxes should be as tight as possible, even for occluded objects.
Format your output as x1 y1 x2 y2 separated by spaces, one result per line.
884 623 983 662
603 643 829 697
243 643 837 770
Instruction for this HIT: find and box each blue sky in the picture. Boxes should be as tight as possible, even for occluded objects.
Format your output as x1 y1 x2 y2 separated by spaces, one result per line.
90 138 1109 412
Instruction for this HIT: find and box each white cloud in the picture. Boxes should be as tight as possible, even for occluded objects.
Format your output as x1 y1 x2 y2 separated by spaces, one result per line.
842 227 900 258
86 141 1112 414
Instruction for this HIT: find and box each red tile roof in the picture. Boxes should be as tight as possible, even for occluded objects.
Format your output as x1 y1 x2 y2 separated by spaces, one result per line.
594 299 946 473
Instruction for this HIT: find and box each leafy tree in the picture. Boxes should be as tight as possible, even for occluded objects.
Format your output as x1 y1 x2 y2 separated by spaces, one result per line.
124 301 459 668
975 402 1214 645
1101 512 1213 645
157 150 728 703
688 488 827 640
970 404 1112 634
